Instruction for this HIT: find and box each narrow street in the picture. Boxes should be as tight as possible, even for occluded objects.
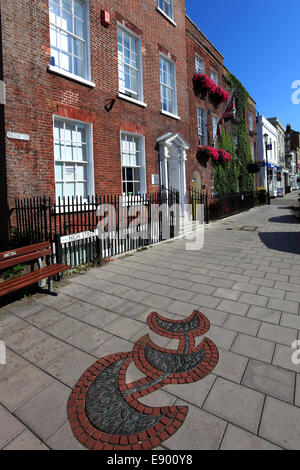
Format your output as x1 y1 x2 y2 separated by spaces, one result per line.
0 193 300 450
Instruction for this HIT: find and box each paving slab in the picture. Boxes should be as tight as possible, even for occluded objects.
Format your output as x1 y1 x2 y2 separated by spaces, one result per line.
259 397 300 449
220 424 280 450
164 374 216 408
242 359 295 403
217 299 250 317
45 421 85 450
272 344 300 373
239 293 269 308
258 322 297 347
163 400 226 450
268 298 299 315
44 317 84 340
203 378 265 434
0 364 54 412
201 325 237 351
223 315 260 336
280 313 300 330
66 325 113 353
247 306 281 324
232 283 258 294
212 349 248 383
0 311 30 338
43 348 96 388
0 349 30 380
231 333 275 363
15 381 70 442
3 429 49 450
0 404 24 449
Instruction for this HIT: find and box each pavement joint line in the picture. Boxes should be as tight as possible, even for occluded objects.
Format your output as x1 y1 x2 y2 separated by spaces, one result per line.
217 421 229 450
3 307 139 363
256 394 267 443
0 390 52 450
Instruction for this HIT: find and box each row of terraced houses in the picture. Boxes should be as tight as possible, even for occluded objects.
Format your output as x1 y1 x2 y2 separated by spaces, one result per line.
0 0 259 250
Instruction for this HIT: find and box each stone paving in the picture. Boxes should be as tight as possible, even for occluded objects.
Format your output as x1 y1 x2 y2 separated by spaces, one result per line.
0 192 300 450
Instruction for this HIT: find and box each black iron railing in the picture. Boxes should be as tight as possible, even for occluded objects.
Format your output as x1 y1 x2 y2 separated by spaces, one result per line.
9 189 258 268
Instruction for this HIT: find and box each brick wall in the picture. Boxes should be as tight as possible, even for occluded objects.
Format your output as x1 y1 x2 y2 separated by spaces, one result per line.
185 16 225 193
1 0 190 205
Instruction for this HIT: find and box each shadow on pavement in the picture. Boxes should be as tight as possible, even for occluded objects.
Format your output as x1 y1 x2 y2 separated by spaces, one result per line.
269 215 299 224
259 232 300 255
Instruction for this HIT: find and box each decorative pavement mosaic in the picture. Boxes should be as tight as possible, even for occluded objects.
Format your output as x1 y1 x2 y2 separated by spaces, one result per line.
67 310 219 450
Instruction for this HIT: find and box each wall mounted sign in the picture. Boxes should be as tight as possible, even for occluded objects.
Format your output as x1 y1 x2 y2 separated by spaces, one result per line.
68 310 219 450
7 132 30 141
60 231 97 245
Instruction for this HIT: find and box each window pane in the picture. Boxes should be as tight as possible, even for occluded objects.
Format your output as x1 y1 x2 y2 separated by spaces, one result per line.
126 168 133 181
77 182 87 198
60 51 72 73
74 18 84 38
77 164 87 180
74 56 84 77
74 0 84 19
56 182 64 199
62 10 73 33
65 123 76 141
49 2 61 27
62 0 72 13
127 182 134 195
55 162 64 180
65 183 76 198
65 165 76 181
54 141 65 160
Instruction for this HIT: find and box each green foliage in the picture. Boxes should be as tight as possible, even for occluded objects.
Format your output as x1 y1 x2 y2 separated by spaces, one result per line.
215 72 255 194
213 131 239 195
2 264 24 281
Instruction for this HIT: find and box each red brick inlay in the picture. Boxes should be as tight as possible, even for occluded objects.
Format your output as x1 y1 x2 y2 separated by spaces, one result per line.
67 310 219 451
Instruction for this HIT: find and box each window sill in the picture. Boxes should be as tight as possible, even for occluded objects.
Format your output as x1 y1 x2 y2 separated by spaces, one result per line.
117 93 147 108
47 65 96 88
156 7 177 27
160 110 181 120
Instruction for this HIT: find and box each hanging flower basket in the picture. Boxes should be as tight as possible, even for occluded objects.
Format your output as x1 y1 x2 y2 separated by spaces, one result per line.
193 73 229 105
197 146 232 165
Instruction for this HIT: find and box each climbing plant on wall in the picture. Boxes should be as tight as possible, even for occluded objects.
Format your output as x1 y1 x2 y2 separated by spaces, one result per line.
214 73 254 194
213 131 239 195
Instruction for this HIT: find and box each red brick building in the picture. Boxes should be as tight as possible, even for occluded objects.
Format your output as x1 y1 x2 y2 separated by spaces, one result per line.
0 0 257 249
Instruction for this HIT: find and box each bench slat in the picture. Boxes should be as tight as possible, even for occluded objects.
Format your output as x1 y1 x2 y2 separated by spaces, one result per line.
0 264 70 297
0 248 52 270
0 242 50 261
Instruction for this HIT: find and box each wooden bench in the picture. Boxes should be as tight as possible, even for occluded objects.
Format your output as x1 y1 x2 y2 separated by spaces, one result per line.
0 242 70 297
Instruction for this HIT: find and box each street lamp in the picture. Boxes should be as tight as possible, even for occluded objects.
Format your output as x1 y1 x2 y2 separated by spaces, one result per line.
264 133 271 205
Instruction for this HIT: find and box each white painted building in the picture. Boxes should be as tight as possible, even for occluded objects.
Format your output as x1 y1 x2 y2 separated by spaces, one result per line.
256 114 280 197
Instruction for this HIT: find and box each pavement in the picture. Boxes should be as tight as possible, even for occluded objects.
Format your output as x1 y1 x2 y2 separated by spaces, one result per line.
0 191 300 450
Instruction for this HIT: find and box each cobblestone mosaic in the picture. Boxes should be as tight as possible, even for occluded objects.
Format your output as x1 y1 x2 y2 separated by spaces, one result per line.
68 310 219 450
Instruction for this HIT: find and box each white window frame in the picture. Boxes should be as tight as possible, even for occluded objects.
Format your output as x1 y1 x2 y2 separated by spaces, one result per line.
117 24 144 103
212 115 219 144
195 54 205 74
160 53 178 118
210 67 218 85
48 0 92 82
53 115 94 202
120 131 147 197
197 108 207 146
157 0 175 22
249 112 254 131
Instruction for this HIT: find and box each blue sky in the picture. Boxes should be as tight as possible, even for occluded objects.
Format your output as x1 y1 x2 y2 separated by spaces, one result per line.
186 0 300 130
